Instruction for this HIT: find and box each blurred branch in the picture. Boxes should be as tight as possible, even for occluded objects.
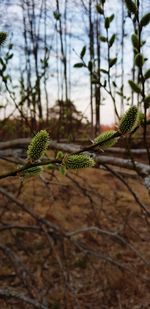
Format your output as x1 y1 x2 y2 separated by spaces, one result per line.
0 288 48 309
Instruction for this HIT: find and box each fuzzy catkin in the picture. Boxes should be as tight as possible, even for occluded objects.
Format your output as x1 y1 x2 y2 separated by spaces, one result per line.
63 154 95 170
118 106 138 134
94 130 118 148
19 166 43 178
27 130 49 162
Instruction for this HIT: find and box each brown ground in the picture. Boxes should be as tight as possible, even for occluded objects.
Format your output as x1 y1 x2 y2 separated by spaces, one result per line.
0 161 150 308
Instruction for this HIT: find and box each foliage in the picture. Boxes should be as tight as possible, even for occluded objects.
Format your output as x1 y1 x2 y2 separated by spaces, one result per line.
0 4 150 308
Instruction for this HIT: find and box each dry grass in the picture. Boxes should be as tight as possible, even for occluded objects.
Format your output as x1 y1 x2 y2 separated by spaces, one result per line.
0 163 150 308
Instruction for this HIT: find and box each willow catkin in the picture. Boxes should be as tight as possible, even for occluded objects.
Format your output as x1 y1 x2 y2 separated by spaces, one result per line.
27 130 49 162
63 154 95 170
19 166 43 178
94 130 118 149
118 106 139 134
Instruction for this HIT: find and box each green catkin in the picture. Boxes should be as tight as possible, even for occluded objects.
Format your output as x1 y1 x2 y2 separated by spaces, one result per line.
94 130 118 148
27 130 49 162
131 111 144 131
19 166 43 178
63 154 95 170
118 106 139 134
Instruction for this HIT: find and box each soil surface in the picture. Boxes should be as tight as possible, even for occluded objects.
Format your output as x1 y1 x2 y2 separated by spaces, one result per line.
0 161 150 308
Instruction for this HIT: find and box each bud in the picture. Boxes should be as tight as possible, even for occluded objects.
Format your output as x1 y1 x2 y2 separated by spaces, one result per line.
94 130 118 148
134 53 144 67
131 33 139 49
118 106 139 134
63 154 95 170
96 4 104 15
125 0 137 15
27 130 49 162
0 32 7 47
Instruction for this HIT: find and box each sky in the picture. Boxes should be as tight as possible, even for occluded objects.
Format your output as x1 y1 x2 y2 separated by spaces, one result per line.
0 0 150 125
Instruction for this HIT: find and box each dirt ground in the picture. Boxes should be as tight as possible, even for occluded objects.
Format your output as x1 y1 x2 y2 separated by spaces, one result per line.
0 161 150 308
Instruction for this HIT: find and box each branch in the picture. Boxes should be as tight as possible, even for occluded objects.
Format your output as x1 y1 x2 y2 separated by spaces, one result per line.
0 138 150 179
0 287 48 309
67 226 149 264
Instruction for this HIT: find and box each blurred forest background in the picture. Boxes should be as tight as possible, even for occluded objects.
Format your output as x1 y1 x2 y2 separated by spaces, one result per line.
0 0 150 308
0 0 149 139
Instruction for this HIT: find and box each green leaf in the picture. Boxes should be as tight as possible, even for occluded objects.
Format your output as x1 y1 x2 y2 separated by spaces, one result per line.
53 11 61 20
128 80 141 94
144 95 150 108
140 13 150 28
134 53 144 67
80 46 86 59
125 0 137 15
91 80 98 84
99 36 107 42
8 43 13 50
0 58 4 66
0 32 7 47
109 58 117 68
6 53 13 60
112 81 117 87
56 151 64 160
137 111 144 126
144 69 150 80
131 33 139 49
105 17 110 29
100 69 108 74
109 14 115 23
74 63 84 68
47 163 55 170
96 4 104 14
2 75 9 82
117 91 125 98
109 34 116 47
141 40 146 47
133 48 139 55
59 166 67 175
88 61 93 72
103 80 107 87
